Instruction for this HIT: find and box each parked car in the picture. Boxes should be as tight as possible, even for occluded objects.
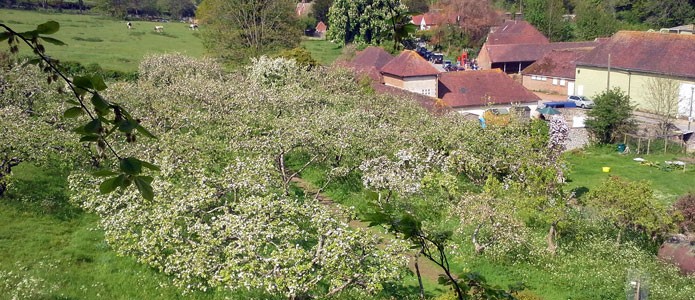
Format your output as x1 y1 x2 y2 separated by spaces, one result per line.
568 95 594 108
430 53 444 64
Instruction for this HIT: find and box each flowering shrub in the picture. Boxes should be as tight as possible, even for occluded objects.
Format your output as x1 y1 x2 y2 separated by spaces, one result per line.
246 56 303 87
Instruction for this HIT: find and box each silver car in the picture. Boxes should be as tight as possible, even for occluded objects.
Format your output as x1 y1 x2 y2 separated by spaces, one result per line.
568 95 594 108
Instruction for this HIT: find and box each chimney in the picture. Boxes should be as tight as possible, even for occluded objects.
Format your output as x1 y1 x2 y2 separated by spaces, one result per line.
515 12 524 21
504 12 512 21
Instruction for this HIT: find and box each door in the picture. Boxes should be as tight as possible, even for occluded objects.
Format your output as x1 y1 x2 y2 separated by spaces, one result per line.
567 81 575 96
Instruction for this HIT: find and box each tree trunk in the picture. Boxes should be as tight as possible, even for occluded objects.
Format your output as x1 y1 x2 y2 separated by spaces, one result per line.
547 221 558 255
616 227 623 245
1 158 21 198
414 254 425 300
472 223 485 254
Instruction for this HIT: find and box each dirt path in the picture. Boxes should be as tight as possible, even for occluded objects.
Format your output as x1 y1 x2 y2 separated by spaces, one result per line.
290 177 446 283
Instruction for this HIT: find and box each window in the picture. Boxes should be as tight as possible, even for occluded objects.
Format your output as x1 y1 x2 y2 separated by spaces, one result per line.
552 78 558 85
560 79 566 86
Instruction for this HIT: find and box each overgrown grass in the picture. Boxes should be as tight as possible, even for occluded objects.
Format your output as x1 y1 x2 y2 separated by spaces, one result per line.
300 38 342 66
564 145 695 203
0 9 205 72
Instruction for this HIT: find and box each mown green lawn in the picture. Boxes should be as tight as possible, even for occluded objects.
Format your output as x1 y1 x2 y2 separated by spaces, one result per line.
564 145 695 203
0 9 205 72
300 38 343 66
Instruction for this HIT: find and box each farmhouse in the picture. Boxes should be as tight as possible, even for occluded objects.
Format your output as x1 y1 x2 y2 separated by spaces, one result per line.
438 69 540 110
411 13 440 30
477 20 599 74
315 21 327 38
574 31 695 116
522 47 595 96
380 50 439 97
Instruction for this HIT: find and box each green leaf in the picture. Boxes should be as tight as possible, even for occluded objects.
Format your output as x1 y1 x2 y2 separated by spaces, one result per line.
72 125 87 135
79 135 100 142
84 119 102 133
0 32 9 42
36 21 60 34
135 125 157 139
120 157 142 175
99 175 125 194
91 93 109 114
73 76 93 90
137 176 154 184
63 106 84 118
90 75 107 91
140 161 161 171
134 176 154 201
92 170 119 177
66 99 80 106
21 58 42 67
19 30 38 39
40 36 66 46
118 119 137 133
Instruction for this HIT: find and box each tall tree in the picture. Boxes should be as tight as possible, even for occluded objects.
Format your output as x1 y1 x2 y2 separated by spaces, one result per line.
326 0 408 45
574 0 618 40
523 0 573 41
312 0 334 24
197 0 301 66
402 0 429 13
430 0 500 51
642 0 695 28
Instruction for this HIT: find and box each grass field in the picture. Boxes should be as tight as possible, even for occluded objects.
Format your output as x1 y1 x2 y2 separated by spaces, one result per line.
0 9 205 72
300 38 343 66
0 9 345 73
564 145 695 203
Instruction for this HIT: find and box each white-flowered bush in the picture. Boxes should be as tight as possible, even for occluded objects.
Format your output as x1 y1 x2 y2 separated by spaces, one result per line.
246 56 303 87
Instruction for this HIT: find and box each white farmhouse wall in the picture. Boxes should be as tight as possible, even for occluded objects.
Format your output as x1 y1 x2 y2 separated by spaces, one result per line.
402 76 438 97
576 66 695 115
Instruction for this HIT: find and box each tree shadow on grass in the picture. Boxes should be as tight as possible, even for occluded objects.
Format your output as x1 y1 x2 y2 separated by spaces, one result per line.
2 163 83 221
571 186 590 199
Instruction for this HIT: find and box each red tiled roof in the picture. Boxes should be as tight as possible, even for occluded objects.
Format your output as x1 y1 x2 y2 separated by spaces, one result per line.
412 13 441 26
438 70 540 108
576 31 695 79
381 50 440 77
351 46 394 70
522 47 594 79
484 41 599 63
316 21 327 32
487 20 549 45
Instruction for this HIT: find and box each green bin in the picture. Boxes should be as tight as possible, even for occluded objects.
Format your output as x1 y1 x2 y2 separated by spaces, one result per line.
617 143 626 153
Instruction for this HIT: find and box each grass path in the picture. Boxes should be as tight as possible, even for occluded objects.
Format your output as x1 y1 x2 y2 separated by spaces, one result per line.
290 177 445 285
